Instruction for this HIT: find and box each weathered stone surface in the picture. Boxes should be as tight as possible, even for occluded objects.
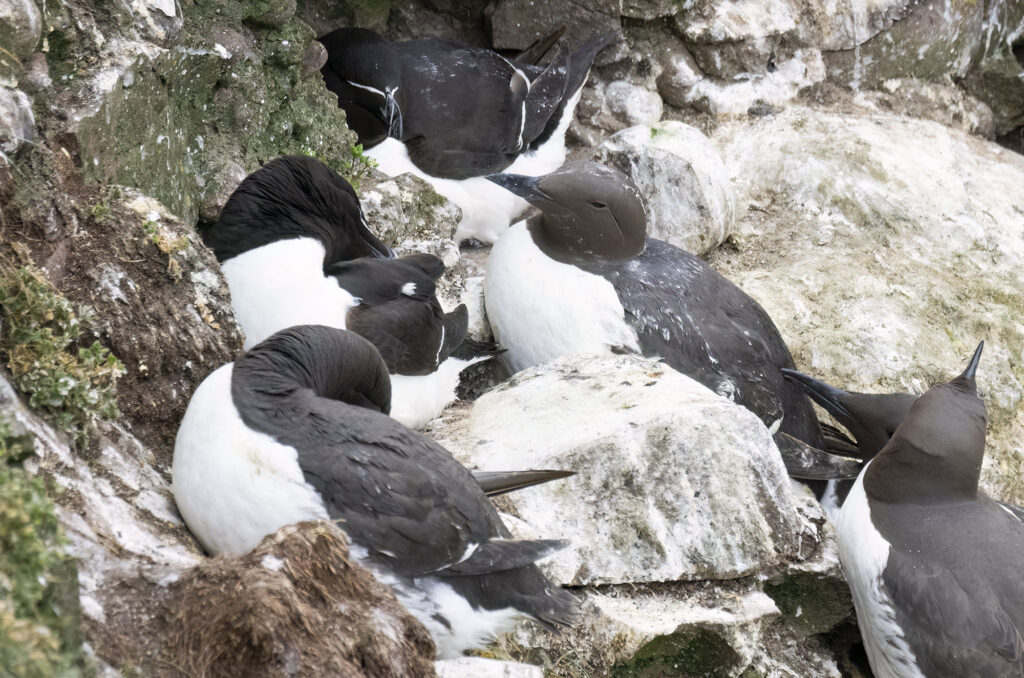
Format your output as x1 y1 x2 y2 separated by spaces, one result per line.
709 107 1024 502
488 0 620 51
432 354 810 586
0 0 42 61
435 657 542 678
198 157 247 223
18 52 50 93
596 122 735 255
0 87 33 153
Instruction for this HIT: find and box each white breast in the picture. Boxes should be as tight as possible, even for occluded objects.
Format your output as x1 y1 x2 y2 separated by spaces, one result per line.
171 364 328 556
221 238 358 350
484 222 640 374
389 355 487 429
837 468 926 678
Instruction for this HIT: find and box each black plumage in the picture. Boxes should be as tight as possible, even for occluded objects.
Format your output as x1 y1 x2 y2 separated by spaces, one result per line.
202 155 392 263
230 325 579 628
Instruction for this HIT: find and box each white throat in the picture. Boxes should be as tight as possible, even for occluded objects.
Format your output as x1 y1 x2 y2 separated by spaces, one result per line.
220 237 358 349
484 222 639 374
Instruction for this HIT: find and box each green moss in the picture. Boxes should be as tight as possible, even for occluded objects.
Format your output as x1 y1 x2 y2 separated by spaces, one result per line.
0 263 124 444
0 420 85 677
612 627 741 678
764 573 853 637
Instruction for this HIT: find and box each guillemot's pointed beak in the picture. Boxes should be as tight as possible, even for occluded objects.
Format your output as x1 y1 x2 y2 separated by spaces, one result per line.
960 341 984 382
781 368 854 421
775 432 862 480
485 173 553 206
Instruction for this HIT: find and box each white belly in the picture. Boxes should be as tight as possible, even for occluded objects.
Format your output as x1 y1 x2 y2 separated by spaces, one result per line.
221 238 357 349
484 222 639 374
389 355 485 429
837 468 926 678
172 364 329 556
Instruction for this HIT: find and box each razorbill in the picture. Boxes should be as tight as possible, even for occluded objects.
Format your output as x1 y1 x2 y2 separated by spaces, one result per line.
836 342 1024 677
172 325 579 657
319 27 616 244
202 155 492 428
485 162 861 485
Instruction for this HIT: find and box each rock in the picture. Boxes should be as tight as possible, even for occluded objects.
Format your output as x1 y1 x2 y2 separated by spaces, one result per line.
488 0 619 51
708 107 1024 503
243 0 297 28
432 354 811 586
0 0 42 61
655 43 703 108
0 87 33 154
18 52 50 93
358 172 461 268
198 158 247 223
435 657 542 678
596 122 735 255
604 80 663 127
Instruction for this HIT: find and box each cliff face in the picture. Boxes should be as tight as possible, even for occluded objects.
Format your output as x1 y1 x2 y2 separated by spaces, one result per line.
1 0 1023 676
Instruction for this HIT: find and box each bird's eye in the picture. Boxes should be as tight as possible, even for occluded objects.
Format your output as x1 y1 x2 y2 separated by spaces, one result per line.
589 201 607 209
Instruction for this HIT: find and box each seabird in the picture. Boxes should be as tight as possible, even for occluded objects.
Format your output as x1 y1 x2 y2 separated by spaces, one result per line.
202 155 493 427
319 27 616 244
484 162 860 485
836 342 1024 677
172 325 579 658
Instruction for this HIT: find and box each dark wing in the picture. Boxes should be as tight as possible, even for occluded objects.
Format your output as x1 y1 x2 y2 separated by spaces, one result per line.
395 40 529 178
884 548 1024 677
586 239 822 447
346 296 446 375
292 397 513 576
517 39 570 148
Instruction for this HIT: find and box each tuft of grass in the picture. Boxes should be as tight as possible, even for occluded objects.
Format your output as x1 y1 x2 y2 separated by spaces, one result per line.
0 419 85 677
0 263 124 444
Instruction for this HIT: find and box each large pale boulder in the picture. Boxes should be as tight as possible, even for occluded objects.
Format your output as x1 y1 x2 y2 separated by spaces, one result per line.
708 107 1024 502
435 658 542 678
597 122 735 255
433 354 810 586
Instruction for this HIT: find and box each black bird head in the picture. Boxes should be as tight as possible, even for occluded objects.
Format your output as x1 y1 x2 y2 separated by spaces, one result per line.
486 162 647 265
319 28 404 146
866 342 987 504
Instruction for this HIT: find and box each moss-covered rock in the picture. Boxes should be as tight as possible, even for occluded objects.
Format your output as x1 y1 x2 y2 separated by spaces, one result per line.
0 420 85 677
764 572 853 637
612 628 742 678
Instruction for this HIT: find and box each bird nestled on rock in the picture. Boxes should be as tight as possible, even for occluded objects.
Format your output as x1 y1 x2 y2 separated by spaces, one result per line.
836 342 1024 677
484 161 860 485
201 155 496 427
319 27 617 244
172 325 579 658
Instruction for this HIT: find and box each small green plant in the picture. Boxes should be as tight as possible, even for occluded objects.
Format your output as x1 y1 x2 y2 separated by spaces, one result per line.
0 420 84 677
141 220 188 255
0 263 124 443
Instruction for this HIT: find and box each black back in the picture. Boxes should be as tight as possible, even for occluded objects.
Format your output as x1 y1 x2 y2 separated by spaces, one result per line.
580 239 824 451
202 155 391 263
231 326 578 626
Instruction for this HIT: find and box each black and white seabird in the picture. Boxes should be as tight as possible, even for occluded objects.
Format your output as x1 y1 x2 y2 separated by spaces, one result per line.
172 325 579 657
484 162 861 485
837 342 1024 677
202 155 492 427
319 27 616 243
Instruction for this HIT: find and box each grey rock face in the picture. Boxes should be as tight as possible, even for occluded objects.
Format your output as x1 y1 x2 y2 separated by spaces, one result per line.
0 0 42 61
596 122 735 255
435 657 542 678
0 87 33 153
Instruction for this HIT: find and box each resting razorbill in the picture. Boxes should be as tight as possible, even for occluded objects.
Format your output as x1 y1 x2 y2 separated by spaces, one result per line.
172 325 579 658
202 155 491 427
319 27 616 243
485 162 860 485
836 342 1024 677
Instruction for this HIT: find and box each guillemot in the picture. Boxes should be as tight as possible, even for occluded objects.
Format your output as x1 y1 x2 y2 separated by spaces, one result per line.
836 342 1024 677
485 162 861 485
202 155 492 428
319 27 616 244
172 325 579 658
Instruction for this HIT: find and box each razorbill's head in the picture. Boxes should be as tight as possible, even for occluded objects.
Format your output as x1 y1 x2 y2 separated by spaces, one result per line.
204 155 394 264
865 342 986 504
486 162 647 265
319 28 403 146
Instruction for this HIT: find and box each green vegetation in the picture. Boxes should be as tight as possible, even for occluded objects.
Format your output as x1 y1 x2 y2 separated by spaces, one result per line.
0 420 85 677
0 264 124 443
